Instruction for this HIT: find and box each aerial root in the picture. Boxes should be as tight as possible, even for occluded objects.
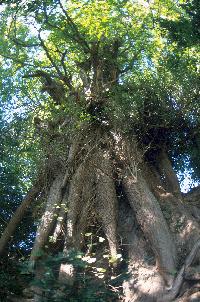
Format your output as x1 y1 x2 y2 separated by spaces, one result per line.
58 163 93 286
95 150 118 259
65 163 89 249
30 172 64 262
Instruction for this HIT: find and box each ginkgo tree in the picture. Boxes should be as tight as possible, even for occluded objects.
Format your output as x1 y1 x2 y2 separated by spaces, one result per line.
0 0 200 301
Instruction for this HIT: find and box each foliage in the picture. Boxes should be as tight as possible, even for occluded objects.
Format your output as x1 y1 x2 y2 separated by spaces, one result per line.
0 0 197 183
159 0 200 46
21 235 126 302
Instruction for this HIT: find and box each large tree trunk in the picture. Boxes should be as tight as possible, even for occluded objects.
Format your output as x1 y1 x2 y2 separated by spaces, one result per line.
3 132 200 302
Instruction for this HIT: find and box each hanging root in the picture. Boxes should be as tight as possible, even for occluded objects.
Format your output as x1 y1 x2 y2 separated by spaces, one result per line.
58 163 93 286
30 172 64 263
123 174 176 287
95 150 118 259
65 163 87 249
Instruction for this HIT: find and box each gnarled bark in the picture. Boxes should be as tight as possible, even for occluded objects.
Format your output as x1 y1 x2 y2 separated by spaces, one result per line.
65 163 88 249
58 163 92 286
145 161 200 264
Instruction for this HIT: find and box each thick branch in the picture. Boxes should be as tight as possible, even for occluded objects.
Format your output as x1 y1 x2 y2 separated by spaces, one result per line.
23 68 73 91
23 70 53 80
183 185 200 203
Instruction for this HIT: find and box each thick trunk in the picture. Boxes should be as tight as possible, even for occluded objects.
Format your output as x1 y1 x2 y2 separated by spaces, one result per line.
58 163 93 286
123 173 176 287
156 189 200 262
0 177 42 257
5 133 200 302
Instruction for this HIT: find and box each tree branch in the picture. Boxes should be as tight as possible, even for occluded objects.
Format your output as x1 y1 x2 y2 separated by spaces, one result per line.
38 31 63 77
58 0 90 54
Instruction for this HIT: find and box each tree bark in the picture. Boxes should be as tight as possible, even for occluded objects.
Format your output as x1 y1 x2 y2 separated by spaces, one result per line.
65 163 87 249
58 163 90 286
145 162 200 262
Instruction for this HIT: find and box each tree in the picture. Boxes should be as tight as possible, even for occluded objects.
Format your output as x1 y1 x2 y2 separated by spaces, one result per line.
0 1 200 301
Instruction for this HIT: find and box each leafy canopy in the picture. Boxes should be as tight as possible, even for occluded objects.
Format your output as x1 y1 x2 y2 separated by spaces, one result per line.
0 0 199 180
